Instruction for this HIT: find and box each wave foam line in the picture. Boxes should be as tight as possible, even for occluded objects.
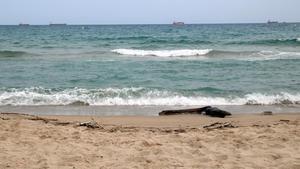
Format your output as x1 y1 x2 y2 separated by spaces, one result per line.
0 87 300 106
111 49 213 57
111 49 300 60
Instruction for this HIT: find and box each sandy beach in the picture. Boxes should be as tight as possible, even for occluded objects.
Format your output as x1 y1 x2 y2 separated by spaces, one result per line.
0 112 300 169
1 0 300 168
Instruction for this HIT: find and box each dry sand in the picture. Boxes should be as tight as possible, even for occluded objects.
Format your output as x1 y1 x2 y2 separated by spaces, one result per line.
0 112 300 169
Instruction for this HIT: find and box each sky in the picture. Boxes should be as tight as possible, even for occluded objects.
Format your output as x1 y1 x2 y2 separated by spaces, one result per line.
0 0 300 25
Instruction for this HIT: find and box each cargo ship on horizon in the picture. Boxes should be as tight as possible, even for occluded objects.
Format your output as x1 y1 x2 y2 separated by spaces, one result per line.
49 23 67 26
173 21 184 25
18 23 30 26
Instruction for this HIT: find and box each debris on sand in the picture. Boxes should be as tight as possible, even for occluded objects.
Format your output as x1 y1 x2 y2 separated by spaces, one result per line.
78 120 103 129
203 122 237 130
159 106 232 118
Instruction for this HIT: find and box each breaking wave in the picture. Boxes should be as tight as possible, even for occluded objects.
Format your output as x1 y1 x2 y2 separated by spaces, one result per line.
0 87 299 106
111 48 300 60
111 49 213 57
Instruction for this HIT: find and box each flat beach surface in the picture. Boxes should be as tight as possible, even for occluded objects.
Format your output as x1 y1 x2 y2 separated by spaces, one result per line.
1 113 300 169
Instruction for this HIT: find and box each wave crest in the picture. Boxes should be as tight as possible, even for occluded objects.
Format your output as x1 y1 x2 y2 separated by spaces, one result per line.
0 87 299 106
111 49 213 57
112 48 300 61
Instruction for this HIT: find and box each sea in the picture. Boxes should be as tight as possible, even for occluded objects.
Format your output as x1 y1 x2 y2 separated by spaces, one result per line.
0 23 300 115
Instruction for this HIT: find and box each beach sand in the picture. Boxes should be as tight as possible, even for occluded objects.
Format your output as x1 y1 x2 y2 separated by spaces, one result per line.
0 113 300 169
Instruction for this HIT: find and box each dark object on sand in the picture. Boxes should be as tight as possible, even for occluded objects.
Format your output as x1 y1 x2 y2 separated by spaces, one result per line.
0 117 10 120
159 106 211 116
203 122 236 130
78 121 103 129
204 107 232 118
279 119 290 123
262 111 273 115
159 106 231 118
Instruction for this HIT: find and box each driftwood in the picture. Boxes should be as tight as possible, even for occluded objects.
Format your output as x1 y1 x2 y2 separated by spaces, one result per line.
1 113 107 130
159 106 232 118
203 122 236 130
204 107 232 118
159 106 211 116
78 121 103 129
279 119 290 123
27 116 58 123
0 112 58 123
52 121 72 126
0 117 10 120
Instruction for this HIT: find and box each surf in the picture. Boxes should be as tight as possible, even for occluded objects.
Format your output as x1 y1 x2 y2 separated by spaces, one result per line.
0 87 299 106
111 48 300 61
111 49 213 57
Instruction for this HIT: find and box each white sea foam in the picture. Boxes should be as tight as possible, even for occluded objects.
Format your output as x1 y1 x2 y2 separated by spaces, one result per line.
0 87 299 106
111 49 300 61
111 49 213 57
297 38 300 42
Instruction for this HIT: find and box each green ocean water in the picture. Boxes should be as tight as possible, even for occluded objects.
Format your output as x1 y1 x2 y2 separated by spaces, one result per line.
0 24 300 106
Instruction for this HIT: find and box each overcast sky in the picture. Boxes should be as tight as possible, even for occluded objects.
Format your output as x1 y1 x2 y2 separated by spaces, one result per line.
1 0 300 25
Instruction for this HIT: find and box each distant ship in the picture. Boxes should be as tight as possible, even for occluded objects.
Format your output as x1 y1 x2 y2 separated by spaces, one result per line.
19 23 30 26
267 20 279 24
173 21 184 25
49 23 67 26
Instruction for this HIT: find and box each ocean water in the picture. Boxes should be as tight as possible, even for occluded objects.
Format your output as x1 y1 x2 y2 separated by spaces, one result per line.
0 24 300 114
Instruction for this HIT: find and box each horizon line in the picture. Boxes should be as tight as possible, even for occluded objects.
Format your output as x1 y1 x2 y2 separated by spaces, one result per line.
1 21 300 26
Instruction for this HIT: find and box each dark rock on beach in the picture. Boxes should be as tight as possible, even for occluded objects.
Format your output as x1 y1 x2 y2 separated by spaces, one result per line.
203 107 232 118
159 106 231 118
159 106 211 116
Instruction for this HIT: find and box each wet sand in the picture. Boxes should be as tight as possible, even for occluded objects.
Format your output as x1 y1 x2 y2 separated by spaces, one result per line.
0 113 300 169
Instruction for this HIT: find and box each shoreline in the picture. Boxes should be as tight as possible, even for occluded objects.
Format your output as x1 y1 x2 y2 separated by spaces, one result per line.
1 105 300 116
42 113 300 128
1 112 300 168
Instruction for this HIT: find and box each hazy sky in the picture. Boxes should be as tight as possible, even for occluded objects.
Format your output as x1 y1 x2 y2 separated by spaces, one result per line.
1 0 300 25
